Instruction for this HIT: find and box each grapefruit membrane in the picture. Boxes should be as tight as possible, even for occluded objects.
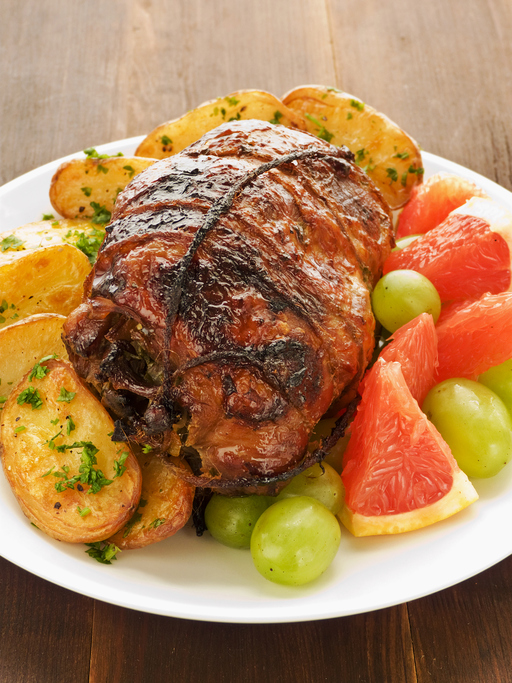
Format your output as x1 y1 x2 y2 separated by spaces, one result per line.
384 197 512 303
396 171 489 238
340 359 478 536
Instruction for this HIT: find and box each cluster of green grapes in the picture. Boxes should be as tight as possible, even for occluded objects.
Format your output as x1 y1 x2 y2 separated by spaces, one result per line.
205 462 344 586
372 247 512 480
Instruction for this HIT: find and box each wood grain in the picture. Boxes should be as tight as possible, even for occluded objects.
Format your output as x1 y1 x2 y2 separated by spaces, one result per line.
2 1 512 682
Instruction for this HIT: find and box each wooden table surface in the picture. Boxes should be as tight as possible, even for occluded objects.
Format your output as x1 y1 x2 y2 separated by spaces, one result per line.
2 1 512 681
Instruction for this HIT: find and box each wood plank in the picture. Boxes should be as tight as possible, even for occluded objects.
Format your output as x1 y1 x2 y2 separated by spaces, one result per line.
89 601 416 683
0 558 93 683
408 555 512 682
327 0 512 188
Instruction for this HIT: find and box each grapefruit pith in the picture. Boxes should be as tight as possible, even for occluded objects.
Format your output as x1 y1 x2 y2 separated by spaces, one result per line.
384 197 512 303
396 172 489 238
435 291 512 383
379 312 438 405
340 359 478 536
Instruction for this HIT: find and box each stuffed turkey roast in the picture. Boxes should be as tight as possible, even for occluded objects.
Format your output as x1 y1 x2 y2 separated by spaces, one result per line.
63 120 394 492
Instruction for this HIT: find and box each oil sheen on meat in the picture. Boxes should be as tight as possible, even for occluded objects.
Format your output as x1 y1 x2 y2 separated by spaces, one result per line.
63 120 394 492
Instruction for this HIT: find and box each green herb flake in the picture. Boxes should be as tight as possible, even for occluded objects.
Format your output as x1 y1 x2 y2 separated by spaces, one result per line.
57 387 76 403
14 425 26 434
161 135 172 146
149 518 165 530
81 186 92 197
401 171 408 187
0 396 8 405
83 148 109 160
113 451 129 478
355 148 367 164
123 165 135 178
41 466 55 477
123 512 143 538
66 226 105 264
269 111 284 125
77 506 91 518
350 99 365 112
142 444 152 453
346 112 353 120
1 235 25 252
90 202 111 225
386 167 398 183
85 541 120 564
42 213 55 221
66 415 76 436
97 164 109 174
29 354 57 382
304 113 334 144
393 151 410 160
0 300 7 314
50 417 60 425
225 96 240 107
17 386 43 410
220 107 226 119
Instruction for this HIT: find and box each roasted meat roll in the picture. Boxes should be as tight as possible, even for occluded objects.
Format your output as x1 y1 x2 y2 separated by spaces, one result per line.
63 120 394 492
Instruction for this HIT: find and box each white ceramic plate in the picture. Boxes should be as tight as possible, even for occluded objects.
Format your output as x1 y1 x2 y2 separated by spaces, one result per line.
1 139 512 624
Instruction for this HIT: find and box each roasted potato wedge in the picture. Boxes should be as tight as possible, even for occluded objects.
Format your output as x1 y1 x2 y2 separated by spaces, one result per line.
135 89 307 159
109 449 194 550
0 218 105 265
49 156 155 220
0 243 90 329
0 359 141 543
0 314 68 406
282 85 423 209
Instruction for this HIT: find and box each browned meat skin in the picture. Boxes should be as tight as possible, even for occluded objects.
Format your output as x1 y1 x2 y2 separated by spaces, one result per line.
63 120 393 491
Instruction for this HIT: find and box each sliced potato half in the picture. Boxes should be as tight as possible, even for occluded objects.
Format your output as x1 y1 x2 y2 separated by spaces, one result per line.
109 449 195 550
0 243 90 329
0 218 105 265
49 156 155 220
282 85 423 209
135 89 307 159
0 359 142 543
0 313 68 406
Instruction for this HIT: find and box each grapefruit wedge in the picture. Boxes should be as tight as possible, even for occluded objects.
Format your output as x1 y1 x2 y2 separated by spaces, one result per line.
396 172 489 238
435 291 512 383
379 312 438 405
384 197 512 303
340 359 478 536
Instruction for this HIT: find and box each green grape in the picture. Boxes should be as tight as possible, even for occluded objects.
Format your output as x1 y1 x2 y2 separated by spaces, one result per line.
250 496 341 586
205 494 270 549
276 463 345 515
422 378 512 478
392 234 422 251
371 270 441 333
479 359 512 415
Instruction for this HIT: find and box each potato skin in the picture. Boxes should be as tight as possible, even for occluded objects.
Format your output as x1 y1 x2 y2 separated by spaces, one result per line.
108 450 195 550
1 360 142 543
135 89 308 159
282 85 423 209
49 156 155 220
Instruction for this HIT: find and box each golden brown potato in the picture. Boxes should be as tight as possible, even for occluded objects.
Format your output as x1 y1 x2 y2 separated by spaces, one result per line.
109 449 194 550
0 314 68 406
0 243 90 329
0 359 141 543
0 218 105 265
135 89 307 159
49 156 155 220
282 85 423 209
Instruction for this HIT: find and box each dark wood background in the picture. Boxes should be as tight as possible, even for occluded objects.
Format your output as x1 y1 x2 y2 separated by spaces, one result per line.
2 1 512 681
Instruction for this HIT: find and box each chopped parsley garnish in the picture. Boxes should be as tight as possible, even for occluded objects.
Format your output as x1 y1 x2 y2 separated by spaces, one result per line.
225 96 240 107
350 99 365 112
408 165 424 176
393 151 410 160
386 167 398 183
50 417 60 425
148 518 165 530
401 171 408 187
42 213 55 221
0 300 8 314
142 444 152 453
346 112 353 120
66 226 105 264
84 148 109 160
363 158 376 173
85 541 120 564
0 396 7 406
77 505 91 517
17 386 43 410
355 148 368 164
113 451 129 478
228 112 241 122
220 107 226 118
81 186 92 197
57 387 76 403
66 415 76 435
14 425 26 433
161 135 172 146
41 466 55 477
304 113 334 144
29 354 57 382
123 165 135 178
1 235 25 252
90 202 111 225
50 441 113 494
327 87 342 93
269 111 284 125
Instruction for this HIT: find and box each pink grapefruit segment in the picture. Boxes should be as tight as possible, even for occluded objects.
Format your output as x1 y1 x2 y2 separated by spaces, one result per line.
435 291 512 383
379 312 438 406
384 197 512 303
396 172 489 238
340 359 478 536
